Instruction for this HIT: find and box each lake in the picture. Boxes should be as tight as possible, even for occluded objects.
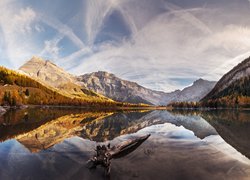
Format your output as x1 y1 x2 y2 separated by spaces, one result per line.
0 107 250 180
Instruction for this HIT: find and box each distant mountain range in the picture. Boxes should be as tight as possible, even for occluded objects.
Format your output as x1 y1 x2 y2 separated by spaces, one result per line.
2 55 249 107
18 57 216 105
78 71 216 105
78 71 163 105
202 56 250 107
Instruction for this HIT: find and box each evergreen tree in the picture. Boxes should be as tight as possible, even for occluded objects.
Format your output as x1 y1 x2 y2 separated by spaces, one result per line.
25 89 30 96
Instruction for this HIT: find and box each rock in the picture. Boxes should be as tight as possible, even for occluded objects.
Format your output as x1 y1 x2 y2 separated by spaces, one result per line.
20 105 29 109
0 106 7 115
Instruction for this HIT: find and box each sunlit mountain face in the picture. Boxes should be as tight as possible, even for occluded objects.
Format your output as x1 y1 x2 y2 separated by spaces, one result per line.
1 0 250 92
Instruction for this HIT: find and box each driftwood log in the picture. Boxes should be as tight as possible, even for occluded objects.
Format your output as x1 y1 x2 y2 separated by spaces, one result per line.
86 134 151 176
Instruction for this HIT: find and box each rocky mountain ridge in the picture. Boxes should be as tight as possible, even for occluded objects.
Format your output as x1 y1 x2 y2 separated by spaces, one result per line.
19 56 216 105
78 71 216 105
19 57 111 101
19 56 76 87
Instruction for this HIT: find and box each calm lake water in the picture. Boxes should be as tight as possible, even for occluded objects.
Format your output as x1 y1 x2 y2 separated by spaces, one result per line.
0 107 250 180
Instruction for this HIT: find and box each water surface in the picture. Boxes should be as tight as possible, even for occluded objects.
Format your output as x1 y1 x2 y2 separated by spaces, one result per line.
0 108 249 180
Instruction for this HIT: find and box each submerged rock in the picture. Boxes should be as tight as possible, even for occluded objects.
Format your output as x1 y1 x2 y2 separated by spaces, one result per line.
0 106 6 115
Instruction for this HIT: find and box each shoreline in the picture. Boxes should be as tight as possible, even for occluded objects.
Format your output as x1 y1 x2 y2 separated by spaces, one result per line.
2 104 249 112
0 104 170 111
169 107 250 111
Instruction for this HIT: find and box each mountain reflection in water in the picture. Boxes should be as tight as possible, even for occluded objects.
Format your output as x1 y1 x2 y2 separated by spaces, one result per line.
0 108 250 180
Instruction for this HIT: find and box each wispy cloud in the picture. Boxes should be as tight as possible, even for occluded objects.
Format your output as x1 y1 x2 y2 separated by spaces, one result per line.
39 14 86 49
84 0 113 45
0 2 39 67
59 47 92 68
9 7 37 34
39 34 63 60
0 1 87 67
1 0 250 92
70 0 250 91
163 2 212 35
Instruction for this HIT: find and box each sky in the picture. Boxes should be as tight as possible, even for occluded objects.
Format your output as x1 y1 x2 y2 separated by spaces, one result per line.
1 0 250 92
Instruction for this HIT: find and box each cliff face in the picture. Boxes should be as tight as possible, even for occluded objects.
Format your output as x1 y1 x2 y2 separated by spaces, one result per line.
78 71 164 105
19 56 76 88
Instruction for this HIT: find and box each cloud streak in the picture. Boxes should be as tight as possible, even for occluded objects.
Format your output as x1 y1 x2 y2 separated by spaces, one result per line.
1 0 250 92
39 14 86 49
0 3 39 67
71 0 250 91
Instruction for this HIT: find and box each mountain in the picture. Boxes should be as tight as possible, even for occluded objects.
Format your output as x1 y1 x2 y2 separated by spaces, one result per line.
77 71 165 105
202 57 250 107
19 57 111 102
0 66 117 107
19 56 216 105
0 67 81 105
19 56 75 87
0 66 73 106
172 78 217 102
78 71 216 105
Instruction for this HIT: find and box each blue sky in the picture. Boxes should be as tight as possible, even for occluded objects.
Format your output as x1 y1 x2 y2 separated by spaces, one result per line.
1 0 250 92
